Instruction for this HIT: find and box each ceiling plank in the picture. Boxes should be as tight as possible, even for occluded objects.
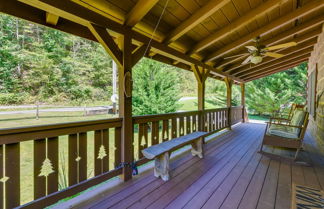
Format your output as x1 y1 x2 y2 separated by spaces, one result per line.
164 0 231 44
125 0 159 27
238 50 312 78
45 12 59 25
227 29 321 74
217 15 324 69
244 58 308 81
204 0 324 62
189 0 285 54
231 39 316 76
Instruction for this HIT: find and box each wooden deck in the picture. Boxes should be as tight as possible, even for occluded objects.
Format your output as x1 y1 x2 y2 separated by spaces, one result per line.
82 123 324 209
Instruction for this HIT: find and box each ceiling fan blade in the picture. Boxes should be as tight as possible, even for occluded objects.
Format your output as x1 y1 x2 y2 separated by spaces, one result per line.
264 52 285 58
245 46 258 51
223 53 249 59
242 55 252 65
265 42 297 51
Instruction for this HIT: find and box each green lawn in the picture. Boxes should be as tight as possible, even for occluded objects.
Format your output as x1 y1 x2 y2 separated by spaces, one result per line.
0 111 116 129
248 114 270 121
178 98 220 111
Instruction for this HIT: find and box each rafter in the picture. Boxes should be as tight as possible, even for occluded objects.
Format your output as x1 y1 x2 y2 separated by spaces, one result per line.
218 15 324 69
189 0 284 54
164 0 231 44
125 0 159 27
204 0 324 62
244 58 308 81
46 12 59 25
227 30 320 74
238 50 312 78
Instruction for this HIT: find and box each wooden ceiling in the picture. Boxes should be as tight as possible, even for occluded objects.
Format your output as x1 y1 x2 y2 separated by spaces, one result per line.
1 0 324 82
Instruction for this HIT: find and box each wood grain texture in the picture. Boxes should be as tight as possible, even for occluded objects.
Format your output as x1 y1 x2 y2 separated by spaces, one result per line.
86 123 324 209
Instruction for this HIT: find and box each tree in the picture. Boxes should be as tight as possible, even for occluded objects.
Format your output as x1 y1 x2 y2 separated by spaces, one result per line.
132 58 181 115
245 63 307 116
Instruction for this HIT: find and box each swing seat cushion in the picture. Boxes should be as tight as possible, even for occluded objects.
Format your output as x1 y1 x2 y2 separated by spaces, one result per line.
267 124 300 139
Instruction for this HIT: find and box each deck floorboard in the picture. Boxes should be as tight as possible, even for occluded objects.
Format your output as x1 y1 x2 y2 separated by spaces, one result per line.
84 123 324 209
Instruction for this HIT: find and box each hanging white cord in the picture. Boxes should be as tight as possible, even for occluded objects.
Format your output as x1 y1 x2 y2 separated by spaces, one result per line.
142 0 171 58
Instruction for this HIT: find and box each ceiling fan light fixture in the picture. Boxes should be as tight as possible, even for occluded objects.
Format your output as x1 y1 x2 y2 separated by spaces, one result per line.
251 56 262 64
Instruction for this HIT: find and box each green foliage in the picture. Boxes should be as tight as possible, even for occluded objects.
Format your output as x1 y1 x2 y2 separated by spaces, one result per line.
132 58 181 115
205 79 241 107
246 63 307 116
0 14 112 104
0 93 26 105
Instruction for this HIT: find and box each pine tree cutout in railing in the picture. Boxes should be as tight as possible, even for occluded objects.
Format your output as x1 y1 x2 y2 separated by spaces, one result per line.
97 145 107 160
39 158 54 177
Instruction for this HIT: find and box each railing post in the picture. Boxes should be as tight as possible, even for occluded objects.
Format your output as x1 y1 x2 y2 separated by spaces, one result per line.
193 65 209 132
225 77 233 129
240 83 246 122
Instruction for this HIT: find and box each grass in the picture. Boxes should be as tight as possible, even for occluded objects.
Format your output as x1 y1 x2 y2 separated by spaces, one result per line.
178 98 220 111
248 114 270 121
0 112 117 129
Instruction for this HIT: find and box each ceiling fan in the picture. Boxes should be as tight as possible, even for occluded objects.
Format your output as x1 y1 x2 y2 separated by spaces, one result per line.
224 37 297 65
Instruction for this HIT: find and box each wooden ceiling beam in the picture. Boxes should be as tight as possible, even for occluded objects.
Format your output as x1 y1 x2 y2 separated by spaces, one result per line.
45 12 59 25
238 50 312 78
244 59 308 82
227 29 320 74
125 0 159 27
88 23 123 66
189 0 285 54
164 0 231 44
204 0 324 62
218 15 324 70
14 0 243 82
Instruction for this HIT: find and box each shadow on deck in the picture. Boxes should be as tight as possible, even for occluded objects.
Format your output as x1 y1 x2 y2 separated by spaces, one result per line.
58 123 324 209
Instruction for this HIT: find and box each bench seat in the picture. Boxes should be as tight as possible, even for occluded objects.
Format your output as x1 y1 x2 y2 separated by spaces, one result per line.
142 131 208 181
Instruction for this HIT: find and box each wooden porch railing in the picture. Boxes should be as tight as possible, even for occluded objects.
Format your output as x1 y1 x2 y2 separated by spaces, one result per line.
0 107 244 209
231 106 244 125
0 118 123 209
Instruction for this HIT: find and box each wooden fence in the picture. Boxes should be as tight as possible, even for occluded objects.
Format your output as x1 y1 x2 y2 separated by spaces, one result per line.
0 107 243 208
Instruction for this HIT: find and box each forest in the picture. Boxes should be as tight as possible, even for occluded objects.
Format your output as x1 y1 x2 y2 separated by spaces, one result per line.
0 14 307 116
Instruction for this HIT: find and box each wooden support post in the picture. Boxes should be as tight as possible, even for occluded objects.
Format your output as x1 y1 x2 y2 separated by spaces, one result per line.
117 35 134 181
240 83 247 122
193 65 209 132
225 77 233 129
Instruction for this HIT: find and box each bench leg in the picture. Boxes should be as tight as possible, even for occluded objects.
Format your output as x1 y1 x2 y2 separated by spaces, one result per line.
191 138 204 158
154 152 170 181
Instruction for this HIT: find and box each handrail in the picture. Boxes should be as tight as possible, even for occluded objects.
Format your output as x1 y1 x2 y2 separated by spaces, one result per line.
133 110 200 123
0 118 123 144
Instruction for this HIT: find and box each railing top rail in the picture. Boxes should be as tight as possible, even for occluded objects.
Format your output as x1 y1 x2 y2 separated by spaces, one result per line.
0 118 123 136
231 106 243 109
203 107 228 113
133 110 201 123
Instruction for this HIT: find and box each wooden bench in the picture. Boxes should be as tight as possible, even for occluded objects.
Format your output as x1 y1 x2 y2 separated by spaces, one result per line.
142 131 208 181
